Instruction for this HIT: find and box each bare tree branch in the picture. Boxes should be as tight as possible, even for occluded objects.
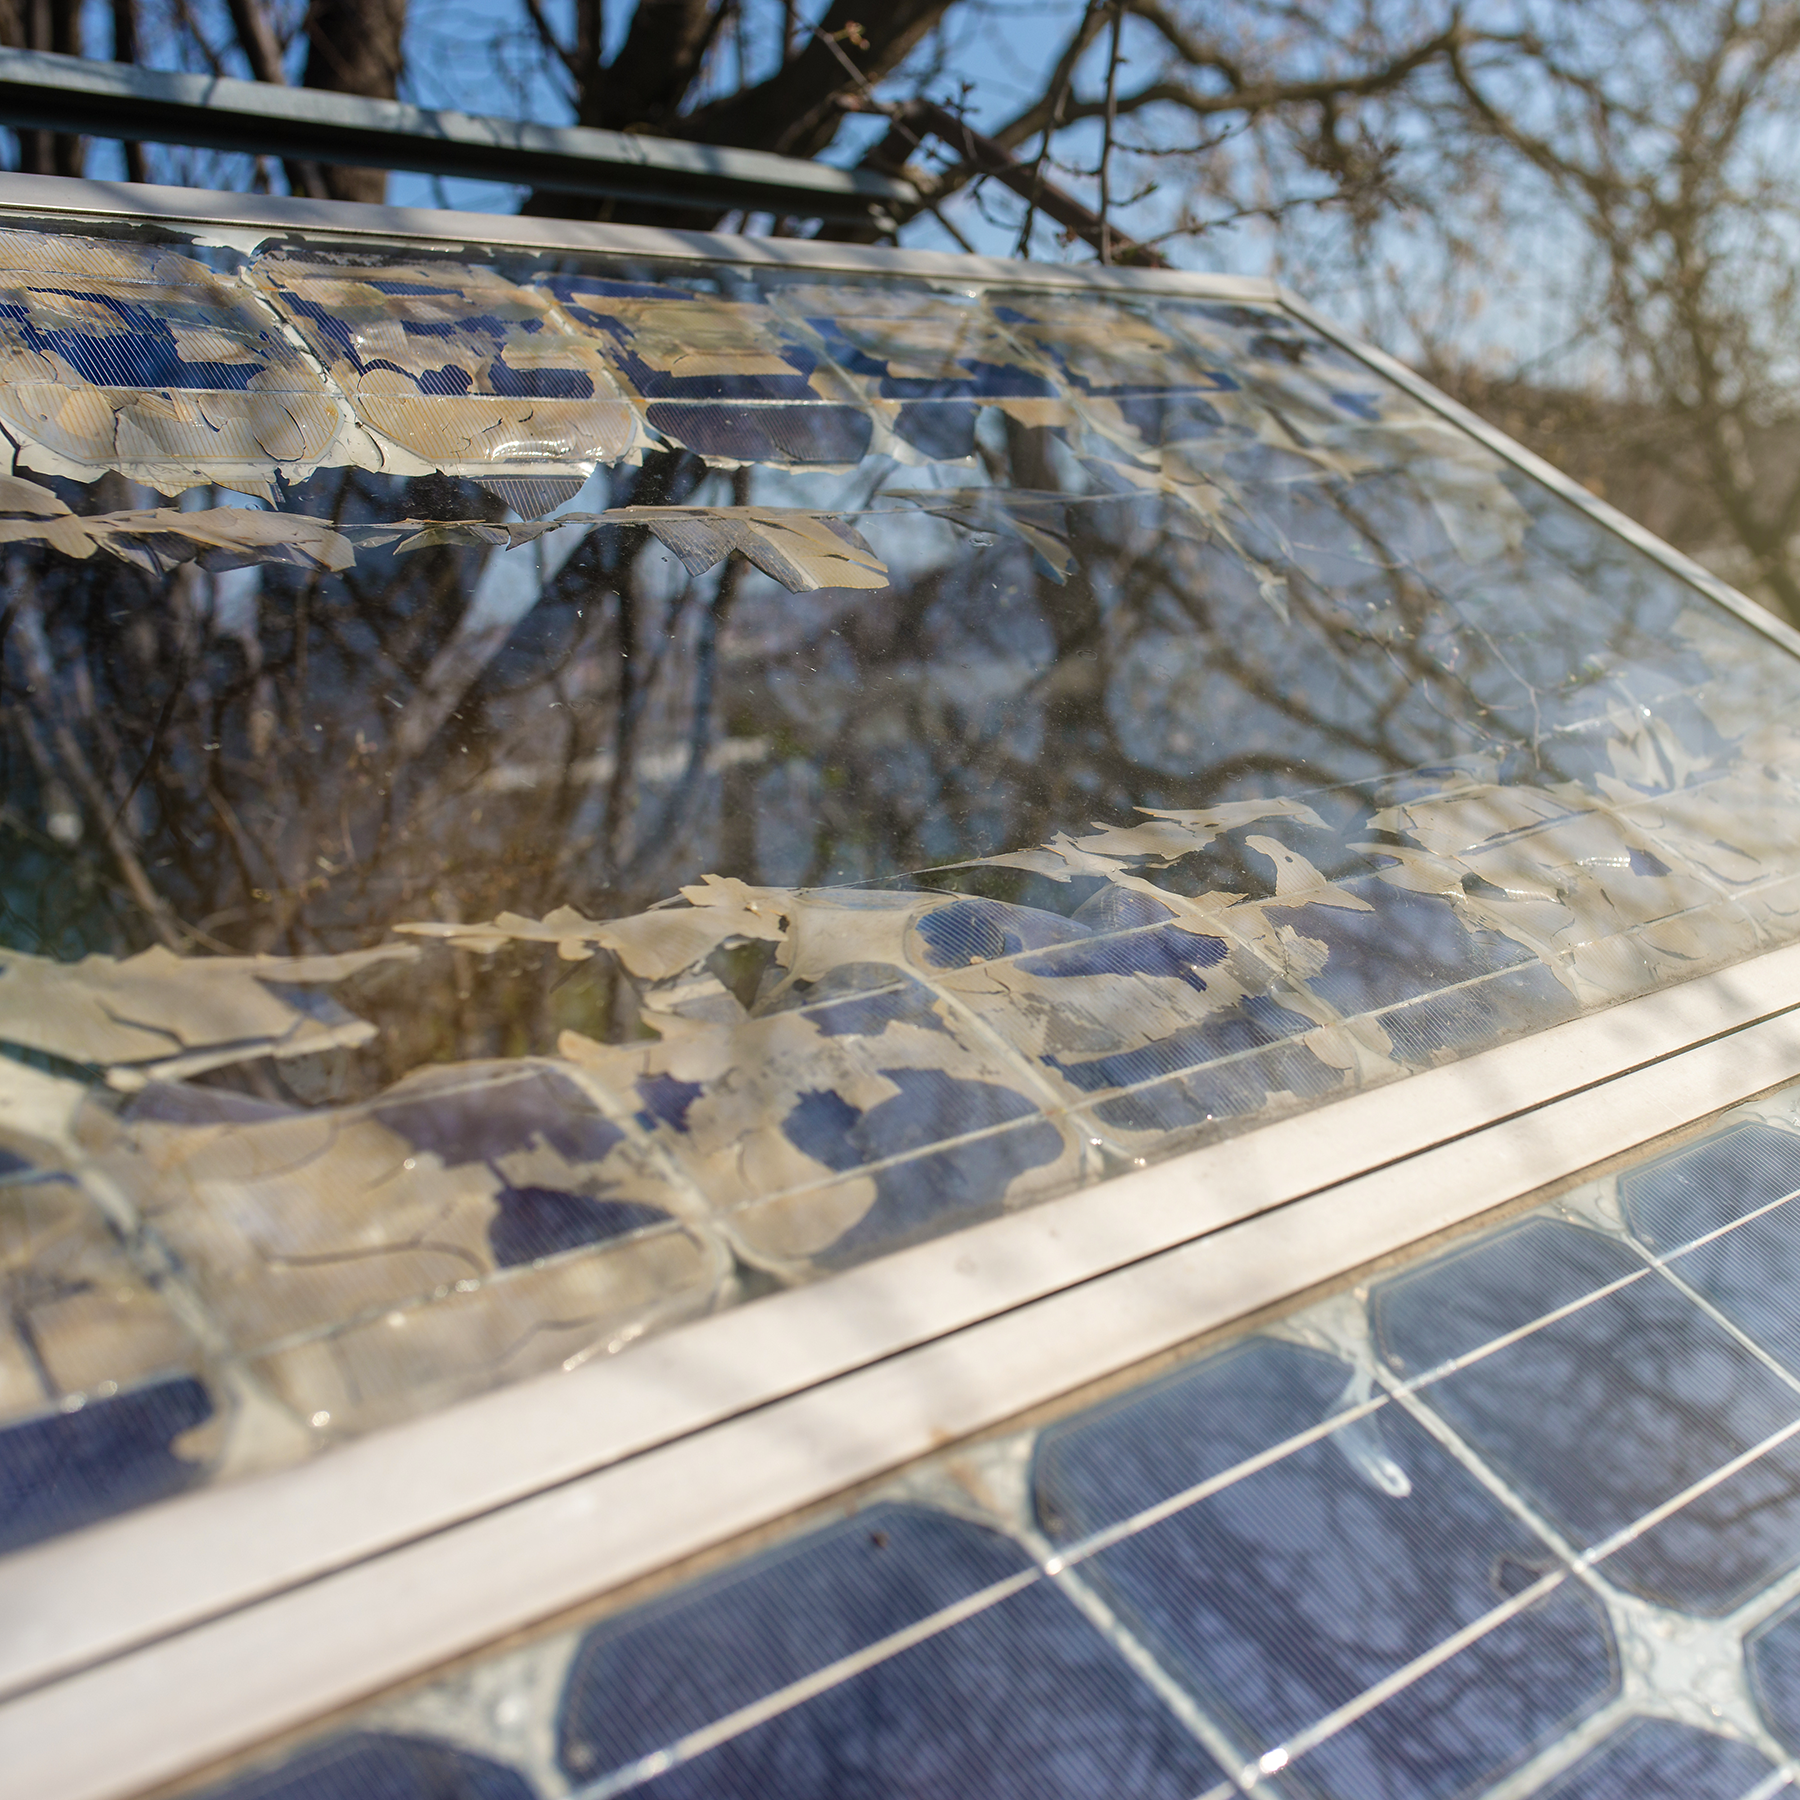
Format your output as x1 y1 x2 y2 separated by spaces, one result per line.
1098 0 1126 262
1016 0 1107 255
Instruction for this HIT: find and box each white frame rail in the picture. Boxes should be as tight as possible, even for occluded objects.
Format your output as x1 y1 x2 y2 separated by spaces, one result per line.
2 172 1799 1800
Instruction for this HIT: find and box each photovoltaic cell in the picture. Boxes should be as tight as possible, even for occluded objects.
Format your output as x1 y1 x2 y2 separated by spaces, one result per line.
555 1503 1224 1800
1749 1596 1800 1756
1535 1718 1775 1800
1034 1340 1615 1798
1375 1220 1800 1614
196 1731 534 1800
0 1372 211 1555
1622 1126 1800 1378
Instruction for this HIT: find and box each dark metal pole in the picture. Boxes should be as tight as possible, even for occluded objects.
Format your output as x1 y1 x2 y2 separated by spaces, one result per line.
0 48 918 224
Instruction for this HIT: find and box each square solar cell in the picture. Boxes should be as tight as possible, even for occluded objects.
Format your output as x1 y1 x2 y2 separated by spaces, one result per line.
1034 1338 1616 1797
106 1063 726 1439
543 271 874 466
0 228 346 495
555 1503 1225 1800
768 276 1065 464
193 1731 533 1800
1375 1219 1800 1613
1748 1592 1800 1757
1535 1718 1775 1800
1624 1123 1800 1379
250 252 644 482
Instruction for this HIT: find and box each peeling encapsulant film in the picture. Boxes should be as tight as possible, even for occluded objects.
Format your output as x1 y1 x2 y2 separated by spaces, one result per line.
9 216 1800 1549
0 229 348 500
251 254 648 482
173 1085 1800 1800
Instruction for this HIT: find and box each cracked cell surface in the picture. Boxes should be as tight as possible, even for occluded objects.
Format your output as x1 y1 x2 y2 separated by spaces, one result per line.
10 211 1800 1562
175 1081 1800 1799
249 252 647 484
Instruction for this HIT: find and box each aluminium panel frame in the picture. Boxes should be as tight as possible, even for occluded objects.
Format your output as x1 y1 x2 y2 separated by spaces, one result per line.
2 172 1798 1800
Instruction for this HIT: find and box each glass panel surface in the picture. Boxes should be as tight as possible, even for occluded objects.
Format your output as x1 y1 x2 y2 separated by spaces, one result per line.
7 214 1800 1538
174 1079 1800 1800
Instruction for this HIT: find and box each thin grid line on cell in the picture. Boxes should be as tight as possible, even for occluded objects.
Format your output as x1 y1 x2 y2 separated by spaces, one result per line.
1630 1163 1800 1263
565 1567 1041 1800
1221 1406 1800 1786
1737 1768 1796 1800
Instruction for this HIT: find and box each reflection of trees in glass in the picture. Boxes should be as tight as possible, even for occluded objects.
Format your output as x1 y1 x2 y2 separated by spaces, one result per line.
3 319 1794 1097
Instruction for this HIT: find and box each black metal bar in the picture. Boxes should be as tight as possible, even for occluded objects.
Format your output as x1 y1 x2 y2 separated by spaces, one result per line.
0 49 917 222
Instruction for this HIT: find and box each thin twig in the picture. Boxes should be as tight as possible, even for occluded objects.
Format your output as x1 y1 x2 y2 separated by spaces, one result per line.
811 24 983 248
1099 0 1125 262
1016 0 1102 258
521 0 580 81
10 588 184 948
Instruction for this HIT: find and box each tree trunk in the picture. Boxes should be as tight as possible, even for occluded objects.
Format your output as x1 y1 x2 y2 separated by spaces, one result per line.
3 0 84 177
302 0 409 205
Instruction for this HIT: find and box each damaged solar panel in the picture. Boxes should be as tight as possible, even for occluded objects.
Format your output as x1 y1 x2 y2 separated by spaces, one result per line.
6 207 1800 1568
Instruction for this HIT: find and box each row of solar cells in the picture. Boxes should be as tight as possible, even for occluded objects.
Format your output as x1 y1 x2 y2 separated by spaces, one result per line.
0 881 1652 1553
0 230 1376 482
0 1060 695 1557
155 1113 1800 1799
188 1714 1789 1800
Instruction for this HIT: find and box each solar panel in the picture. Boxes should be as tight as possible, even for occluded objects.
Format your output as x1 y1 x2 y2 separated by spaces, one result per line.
176 1081 1800 1799
6 186 1800 1799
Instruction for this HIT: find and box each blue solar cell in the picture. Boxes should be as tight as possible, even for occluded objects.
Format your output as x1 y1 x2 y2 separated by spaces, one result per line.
802 978 950 1039
643 401 873 465
1370 963 1581 1066
374 1066 624 1169
1625 1124 1800 1251
1748 1593 1800 1755
1375 1219 1800 1614
1374 1218 1645 1373
3 293 267 390
195 1731 533 1800
557 1501 1223 1799
1266 881 1541 1017
911 897 1089 968
1077 1033 1345 1137
1047 994 1319 1096
889 398 979 459
1017 920 1230 989
0 1374 213 1555
783 1071 1063 1268
1033 1339 1615 1798
1625 1126 1800 1377
1536 1718 1775 1799
485 1185 667 1267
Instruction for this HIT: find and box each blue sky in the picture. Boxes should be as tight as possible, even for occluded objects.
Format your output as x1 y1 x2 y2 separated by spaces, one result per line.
67 0 1209 263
